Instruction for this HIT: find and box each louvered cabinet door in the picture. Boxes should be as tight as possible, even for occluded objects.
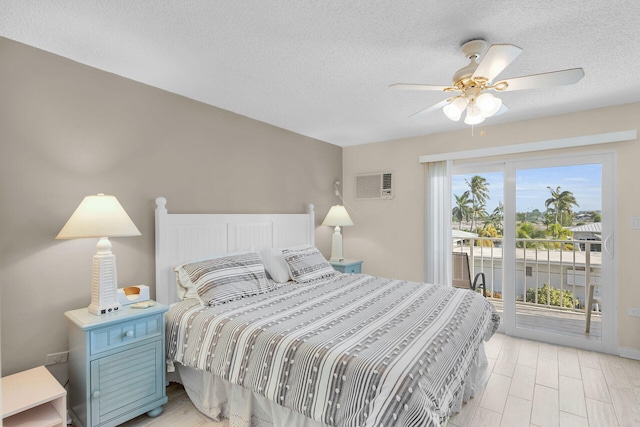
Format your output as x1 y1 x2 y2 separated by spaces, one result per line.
90 341 164 426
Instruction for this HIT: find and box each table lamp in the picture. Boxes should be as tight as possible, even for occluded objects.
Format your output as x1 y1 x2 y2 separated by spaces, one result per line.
322 205 353 262
56 194 141 315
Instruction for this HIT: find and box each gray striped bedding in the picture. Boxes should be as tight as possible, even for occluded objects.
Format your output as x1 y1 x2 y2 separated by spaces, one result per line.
166 273 500 427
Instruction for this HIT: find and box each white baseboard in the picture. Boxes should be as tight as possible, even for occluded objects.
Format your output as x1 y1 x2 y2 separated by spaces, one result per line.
618 347 640 360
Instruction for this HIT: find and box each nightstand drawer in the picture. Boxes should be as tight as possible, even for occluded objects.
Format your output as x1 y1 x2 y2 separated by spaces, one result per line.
90 314 162 355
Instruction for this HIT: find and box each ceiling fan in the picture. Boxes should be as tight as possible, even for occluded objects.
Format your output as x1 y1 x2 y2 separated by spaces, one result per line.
390 39 585 125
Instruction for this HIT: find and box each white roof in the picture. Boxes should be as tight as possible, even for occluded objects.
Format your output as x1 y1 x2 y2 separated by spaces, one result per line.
452 229 478 239
569 223 601 233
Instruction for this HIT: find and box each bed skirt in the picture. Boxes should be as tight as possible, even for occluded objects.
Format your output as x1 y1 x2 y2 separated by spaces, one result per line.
167 343 490 427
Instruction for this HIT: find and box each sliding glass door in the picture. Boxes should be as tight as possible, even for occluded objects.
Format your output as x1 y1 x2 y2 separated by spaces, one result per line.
452 152 616 353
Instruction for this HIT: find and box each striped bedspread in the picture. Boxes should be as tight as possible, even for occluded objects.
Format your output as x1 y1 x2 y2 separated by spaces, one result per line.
166 273 500 427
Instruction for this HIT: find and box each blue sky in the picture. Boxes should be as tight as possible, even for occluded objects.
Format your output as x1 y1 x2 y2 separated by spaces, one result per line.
452 164 602 213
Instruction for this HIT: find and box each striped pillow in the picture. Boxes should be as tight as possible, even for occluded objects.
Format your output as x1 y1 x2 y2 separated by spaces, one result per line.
179 253 273 305
283 246 337 283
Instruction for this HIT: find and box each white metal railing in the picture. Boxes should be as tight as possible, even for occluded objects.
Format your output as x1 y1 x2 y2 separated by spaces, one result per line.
453 237 602 315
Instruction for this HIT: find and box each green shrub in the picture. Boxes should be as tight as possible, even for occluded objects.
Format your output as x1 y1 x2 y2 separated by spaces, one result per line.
526 283 577 308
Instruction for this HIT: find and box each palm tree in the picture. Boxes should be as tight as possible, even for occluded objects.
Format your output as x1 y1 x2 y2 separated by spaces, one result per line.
516 221 547 248
545 186 579 226
465 176 490 232
484 201 504 234
452 192 472 229
478 224 500 247
558 192 579 226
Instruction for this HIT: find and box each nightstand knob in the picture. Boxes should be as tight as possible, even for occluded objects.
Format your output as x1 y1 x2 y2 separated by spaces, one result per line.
92 391 101 399
124 330 134 337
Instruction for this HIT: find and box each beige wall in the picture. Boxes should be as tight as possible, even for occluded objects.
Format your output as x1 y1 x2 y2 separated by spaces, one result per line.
343 103 640 354
0 38 342 377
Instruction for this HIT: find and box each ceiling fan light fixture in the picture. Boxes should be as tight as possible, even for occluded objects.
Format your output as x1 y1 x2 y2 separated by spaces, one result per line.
476 93 502 117
464 103 485 125
442 97 467 121
390 39 584 128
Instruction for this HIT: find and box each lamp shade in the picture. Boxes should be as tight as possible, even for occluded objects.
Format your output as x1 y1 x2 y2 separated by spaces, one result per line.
322 205 354 227
56 194 141 239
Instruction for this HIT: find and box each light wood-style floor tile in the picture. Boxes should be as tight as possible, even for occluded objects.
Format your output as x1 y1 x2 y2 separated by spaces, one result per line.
581 366 612 403
531 384 559 427
500 395 531 427
577 349 601 370
559 375 587 418
602 362 633 390
536 356 559 389
479 372 511 414
538 343 558 361
585 398 619 427
621 357 640 379
484 333 505 359
494 348 519 377
517 341 540 369
558 411 589 427
509 364 536 401
558 350 582 380
470 407 502 427
609 386 640 426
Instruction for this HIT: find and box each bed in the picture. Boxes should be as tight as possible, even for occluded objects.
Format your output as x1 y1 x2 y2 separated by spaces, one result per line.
154 197 500 427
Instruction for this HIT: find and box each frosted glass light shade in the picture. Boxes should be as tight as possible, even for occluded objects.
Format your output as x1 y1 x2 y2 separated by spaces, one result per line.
321 205 354 227
443 97 467 122
56 194 141 239
464 103 485 125
476 93 502 117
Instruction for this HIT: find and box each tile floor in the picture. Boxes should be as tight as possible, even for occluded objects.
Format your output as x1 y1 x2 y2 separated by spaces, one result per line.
121 333 640 427
449 333 640 427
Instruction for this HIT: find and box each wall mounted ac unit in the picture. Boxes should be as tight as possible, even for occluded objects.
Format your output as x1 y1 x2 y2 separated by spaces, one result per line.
355 172 393 200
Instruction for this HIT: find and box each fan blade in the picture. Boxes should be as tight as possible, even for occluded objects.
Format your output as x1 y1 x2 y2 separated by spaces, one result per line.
389 83 451 91
498 68 585 91
472 44 523 82
493 103 509 117
408 99 450 118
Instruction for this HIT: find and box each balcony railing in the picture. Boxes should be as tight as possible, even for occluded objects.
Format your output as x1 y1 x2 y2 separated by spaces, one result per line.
454 237 602 316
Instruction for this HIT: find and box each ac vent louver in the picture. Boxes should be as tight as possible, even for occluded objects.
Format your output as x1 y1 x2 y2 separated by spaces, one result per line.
355 172 393 200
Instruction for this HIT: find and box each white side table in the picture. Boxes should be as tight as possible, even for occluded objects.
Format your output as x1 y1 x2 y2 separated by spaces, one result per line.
1 365 67 427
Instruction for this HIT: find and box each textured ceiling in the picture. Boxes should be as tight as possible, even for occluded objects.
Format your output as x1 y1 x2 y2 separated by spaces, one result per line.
2 1 640 147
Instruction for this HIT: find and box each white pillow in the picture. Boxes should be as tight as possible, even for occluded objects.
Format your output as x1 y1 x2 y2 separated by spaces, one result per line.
259 244 313 283
283 246 337 283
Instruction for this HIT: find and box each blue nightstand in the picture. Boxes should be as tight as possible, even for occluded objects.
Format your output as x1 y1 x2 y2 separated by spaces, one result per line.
65 301 168 427
330 259 363 274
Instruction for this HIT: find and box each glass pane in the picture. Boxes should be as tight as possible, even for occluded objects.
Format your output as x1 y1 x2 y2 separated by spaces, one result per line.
514 164 602 341
451 172 504 308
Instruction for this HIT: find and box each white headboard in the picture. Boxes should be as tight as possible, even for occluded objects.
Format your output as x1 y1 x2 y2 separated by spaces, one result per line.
154 197 315 305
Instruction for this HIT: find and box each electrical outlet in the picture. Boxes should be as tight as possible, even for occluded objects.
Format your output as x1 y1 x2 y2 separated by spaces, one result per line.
628 308 640 317
45 351 69 365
